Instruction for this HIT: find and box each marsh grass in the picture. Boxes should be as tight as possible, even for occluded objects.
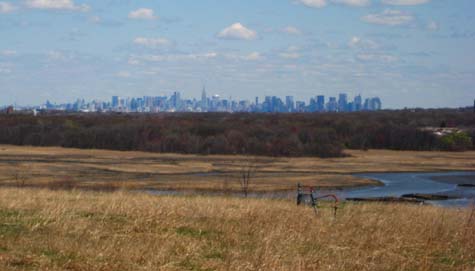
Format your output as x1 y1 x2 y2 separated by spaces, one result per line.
1 145 474 193
0 188 474 270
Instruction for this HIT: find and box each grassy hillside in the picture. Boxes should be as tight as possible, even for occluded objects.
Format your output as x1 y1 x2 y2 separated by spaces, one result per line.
0 188 474 270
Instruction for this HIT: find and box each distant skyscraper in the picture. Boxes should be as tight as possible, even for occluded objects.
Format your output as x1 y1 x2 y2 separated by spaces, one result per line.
327 97 338 112
363 98 370 111
354 94 362 112
371 97 382 111
112 96 119 108
296 101 306 112
201 86 207 111
285 96 295 112
171 91 181 109
263 96 272 112
316 95 325 112
338 93 348 112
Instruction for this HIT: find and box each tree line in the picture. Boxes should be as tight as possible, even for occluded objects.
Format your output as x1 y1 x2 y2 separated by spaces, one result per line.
0 109 473 157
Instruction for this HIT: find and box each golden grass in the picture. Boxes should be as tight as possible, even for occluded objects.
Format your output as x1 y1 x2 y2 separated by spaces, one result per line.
0 188 474 270
1 145 474 192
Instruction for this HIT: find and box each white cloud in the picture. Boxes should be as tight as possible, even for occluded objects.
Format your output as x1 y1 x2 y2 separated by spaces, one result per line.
0 67 11 74
25 0 89 11
130 52 218 63
218 23 257 40
116 71 131 78
295 0 327 8
331 0 370 7
0 2 16 13
89 15 101 24
427 20 439 31
281 26 302 35
348 36 380 49
297 0 371 8
225 52 263 61
1 50 17 56
280 52 301 59
382 0 430 5
279 47 301 59
133 37 171 48
356 53 398 62
128 8 157 20
362 9 414 26
128 58 140 65
243 52 262 61
47 50 69 61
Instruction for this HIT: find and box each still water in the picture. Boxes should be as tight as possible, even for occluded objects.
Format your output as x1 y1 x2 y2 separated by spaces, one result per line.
147 171 475 207
338 172 475 207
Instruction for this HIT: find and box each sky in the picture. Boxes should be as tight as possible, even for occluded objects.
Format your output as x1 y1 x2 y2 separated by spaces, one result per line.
0 0 474 108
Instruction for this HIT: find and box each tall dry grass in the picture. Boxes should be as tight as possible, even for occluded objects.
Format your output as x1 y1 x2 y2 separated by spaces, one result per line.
0 188 474 270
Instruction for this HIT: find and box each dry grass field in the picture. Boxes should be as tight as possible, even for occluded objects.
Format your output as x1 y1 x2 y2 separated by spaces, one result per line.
0 188 474 271
1 145 474 192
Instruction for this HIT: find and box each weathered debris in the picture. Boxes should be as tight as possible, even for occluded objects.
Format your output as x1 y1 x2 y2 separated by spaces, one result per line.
401 193 459 201
346 196 424 204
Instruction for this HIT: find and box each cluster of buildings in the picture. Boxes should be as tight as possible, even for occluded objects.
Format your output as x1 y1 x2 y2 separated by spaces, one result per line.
39 89 382 113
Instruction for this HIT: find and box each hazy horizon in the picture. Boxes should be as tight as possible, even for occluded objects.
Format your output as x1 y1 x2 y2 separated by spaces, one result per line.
1 0 474 108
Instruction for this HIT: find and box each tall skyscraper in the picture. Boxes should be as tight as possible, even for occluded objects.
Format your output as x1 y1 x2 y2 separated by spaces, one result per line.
201 86 207 111
316 95 325 112
111 96 119 108
263 96 272 112
171 91 181 109
354 94 362 112
363 98 370 111
285 96 295 112
338 93 348 112
327 97 338 112
371 97 382 111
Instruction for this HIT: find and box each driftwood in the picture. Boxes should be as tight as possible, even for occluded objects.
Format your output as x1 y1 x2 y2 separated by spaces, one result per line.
401 193 459 201
346 197 424 204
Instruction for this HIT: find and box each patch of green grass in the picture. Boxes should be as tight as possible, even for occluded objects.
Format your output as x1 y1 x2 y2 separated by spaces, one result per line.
5 255 37 269
0 210 27 237
204 249 225 260
0 223 26 236
0 208 47 237
0 209 21 219
175 226 220 239
41 248 77 265
178 257 214 271
78 211 128 224
176 226 208 238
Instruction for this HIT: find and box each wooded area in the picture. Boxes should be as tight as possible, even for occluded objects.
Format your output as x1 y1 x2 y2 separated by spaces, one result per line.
0 109 473 157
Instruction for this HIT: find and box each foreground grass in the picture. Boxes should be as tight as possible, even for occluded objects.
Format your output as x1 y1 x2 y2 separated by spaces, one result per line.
0 188 474 270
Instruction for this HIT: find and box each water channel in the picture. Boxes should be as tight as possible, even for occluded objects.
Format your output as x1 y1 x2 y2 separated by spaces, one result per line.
147 171 475 207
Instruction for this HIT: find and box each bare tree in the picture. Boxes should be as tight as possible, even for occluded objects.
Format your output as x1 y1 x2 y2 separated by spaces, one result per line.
238 158 258 197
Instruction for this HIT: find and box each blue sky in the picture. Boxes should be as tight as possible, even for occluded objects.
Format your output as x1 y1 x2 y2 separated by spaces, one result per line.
0 0 474 108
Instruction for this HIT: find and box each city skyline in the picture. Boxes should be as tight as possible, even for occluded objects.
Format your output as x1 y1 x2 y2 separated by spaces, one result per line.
1 1 474 108
22 90 383 113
